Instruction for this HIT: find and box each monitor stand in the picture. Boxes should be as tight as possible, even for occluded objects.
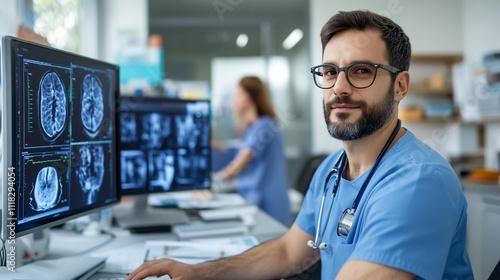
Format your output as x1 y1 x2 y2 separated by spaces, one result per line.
112 194 190 232
7 254 106 280
1 229 107 280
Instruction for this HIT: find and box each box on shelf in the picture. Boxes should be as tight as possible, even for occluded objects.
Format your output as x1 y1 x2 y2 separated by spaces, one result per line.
399 107 424 121
453 62 500 122
424 101 454 118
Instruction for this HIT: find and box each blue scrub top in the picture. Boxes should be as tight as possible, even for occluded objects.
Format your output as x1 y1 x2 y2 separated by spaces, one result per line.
296 131 473 279
237 116 292 227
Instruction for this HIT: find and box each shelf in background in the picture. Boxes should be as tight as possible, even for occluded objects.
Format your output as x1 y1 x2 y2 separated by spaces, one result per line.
462 116 500 124
401 116 500 124
401 116 461 124
411 53 463 63
409 85 454 96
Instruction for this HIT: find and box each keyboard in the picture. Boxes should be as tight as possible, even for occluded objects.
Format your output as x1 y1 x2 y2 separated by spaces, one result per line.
90 243 172 280
89 271 172 280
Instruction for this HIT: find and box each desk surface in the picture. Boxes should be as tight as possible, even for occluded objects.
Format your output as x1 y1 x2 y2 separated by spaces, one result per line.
75 208 287 252
0 200 288 279
49 210 288 279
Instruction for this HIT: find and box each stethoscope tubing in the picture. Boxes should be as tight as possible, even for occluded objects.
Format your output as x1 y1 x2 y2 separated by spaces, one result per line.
315 154 347 247
310 119 402 249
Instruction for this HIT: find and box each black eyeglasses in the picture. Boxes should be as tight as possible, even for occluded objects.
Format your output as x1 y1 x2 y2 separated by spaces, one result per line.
310 62 401 89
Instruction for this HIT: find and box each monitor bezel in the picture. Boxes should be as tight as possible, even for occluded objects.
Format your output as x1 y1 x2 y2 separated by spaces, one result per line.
119 95 212 196
1 36 121 238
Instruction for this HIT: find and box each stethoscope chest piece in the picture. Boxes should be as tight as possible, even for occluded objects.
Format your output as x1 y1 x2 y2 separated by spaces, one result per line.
337 208 355 237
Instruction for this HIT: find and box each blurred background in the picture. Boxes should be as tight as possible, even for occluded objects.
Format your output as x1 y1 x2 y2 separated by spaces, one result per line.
2 1 500 278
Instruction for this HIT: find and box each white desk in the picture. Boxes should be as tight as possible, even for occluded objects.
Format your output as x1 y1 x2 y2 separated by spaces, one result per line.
89 209 287 279
0 208 287 280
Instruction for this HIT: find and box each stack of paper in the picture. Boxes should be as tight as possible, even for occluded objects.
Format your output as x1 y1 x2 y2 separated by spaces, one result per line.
172 221 249 240
148 192 248 209
144 236 259 264
177 193 248 209
198 205 258 221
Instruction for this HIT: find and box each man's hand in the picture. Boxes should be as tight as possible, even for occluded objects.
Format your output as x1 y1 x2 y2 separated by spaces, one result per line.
126 223 317 280
126 258 196 280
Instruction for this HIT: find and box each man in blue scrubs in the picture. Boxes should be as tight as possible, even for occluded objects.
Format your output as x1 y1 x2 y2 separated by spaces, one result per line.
128 10 473 280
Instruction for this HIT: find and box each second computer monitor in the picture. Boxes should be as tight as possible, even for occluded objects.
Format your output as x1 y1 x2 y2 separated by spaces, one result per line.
119 96 211 195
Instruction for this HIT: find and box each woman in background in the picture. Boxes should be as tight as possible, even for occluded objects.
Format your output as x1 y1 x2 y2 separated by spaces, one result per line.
213 76 292 226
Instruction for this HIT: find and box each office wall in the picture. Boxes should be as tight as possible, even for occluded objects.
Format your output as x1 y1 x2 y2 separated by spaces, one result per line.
463 0 500 66
309 0 463 154
0 0 18 36
96 0 148 63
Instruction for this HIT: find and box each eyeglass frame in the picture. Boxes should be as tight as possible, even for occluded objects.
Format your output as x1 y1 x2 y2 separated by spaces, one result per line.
310 62 402 89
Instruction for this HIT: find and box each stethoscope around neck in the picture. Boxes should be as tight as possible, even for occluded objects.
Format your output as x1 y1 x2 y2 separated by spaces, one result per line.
307 120 401 250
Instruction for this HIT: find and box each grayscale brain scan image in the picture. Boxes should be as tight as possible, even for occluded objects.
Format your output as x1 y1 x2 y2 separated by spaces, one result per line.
175 114 199 148
39 71 67 141
76 144 105 204
148 150 175 191
176 149 208 185
120 112 138 143
81 74 104 138
121 150 147 190
141 113 171 149
175 110 208 185
30 166 62 211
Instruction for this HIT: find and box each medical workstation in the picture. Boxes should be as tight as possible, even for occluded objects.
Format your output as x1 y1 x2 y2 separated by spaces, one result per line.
0 0 500 279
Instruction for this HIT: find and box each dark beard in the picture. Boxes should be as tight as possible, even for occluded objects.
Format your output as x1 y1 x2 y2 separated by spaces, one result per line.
323 83 395 140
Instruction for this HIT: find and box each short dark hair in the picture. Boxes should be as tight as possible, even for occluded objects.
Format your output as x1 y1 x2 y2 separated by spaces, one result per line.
320 10 412 71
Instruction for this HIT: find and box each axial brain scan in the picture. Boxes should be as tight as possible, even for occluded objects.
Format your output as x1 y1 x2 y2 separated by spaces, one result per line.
39 71 67 141
30 166 62 211
141 113 171 149
81 74 104 138
76 144 105 204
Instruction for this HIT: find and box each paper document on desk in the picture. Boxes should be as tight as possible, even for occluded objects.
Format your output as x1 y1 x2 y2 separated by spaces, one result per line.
172 220 250 239
92 242 147 273
148 191 248 209
177 193 248 209
198 204 258 221
144 235 259 264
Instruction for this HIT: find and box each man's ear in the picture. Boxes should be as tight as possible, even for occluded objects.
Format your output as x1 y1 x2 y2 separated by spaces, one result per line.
394 71 410 102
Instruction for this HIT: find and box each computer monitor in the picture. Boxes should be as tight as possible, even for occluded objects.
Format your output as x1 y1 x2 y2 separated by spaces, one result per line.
114 96 211 230
0 36 120 276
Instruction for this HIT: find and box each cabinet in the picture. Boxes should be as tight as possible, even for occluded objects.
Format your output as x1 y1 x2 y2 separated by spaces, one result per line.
463 182 500 279
399 54 463 123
